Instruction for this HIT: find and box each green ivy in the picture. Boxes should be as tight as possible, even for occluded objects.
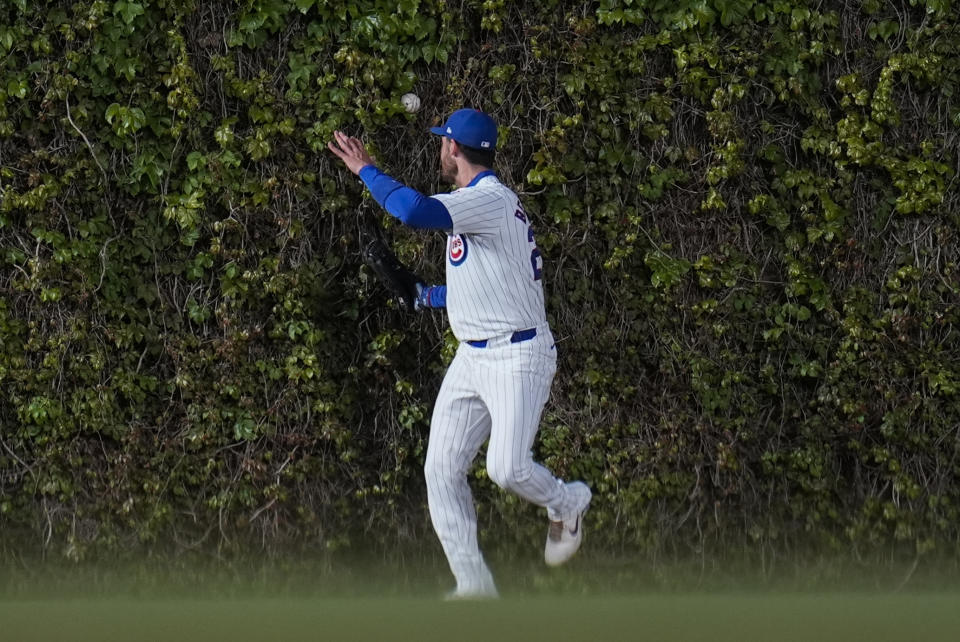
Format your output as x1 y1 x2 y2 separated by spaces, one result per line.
0 0 958 571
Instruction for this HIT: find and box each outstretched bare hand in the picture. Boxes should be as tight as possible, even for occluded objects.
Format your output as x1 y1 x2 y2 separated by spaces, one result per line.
327 130 376 175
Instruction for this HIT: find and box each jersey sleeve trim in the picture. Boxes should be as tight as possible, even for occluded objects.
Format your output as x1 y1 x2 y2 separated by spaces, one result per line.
421 284 446 308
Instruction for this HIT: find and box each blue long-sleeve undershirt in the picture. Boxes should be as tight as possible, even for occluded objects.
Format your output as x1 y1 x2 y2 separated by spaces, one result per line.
359 165 452 230
419 285 446 308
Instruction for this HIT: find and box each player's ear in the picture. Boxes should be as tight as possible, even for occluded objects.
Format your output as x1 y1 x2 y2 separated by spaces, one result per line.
447 138 461 158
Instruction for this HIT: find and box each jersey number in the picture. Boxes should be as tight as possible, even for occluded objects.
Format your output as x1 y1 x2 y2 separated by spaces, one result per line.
517 207 542 281
528 226 542 281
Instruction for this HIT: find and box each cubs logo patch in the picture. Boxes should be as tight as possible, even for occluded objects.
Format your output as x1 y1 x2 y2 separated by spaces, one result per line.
449 234 468 266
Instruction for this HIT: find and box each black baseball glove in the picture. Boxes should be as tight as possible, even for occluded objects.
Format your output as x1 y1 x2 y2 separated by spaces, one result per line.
362 236 423 312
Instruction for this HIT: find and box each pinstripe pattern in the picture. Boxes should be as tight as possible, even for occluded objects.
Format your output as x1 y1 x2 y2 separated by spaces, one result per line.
425 330 584 593
424 174 588 595
425 351 496 595
433 176 546 341
484 338 559 502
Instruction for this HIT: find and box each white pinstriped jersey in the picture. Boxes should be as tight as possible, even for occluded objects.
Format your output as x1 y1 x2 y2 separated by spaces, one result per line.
432 175 547 341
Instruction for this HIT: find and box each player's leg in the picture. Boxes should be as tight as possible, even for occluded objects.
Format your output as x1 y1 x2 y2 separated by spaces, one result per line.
424 350 497 597
482 342 573 515
482 340 592 565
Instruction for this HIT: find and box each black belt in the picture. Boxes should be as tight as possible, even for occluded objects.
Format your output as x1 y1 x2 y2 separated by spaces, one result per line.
467 328 537 348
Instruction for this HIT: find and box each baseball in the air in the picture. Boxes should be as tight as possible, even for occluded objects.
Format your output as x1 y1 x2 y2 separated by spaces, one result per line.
401 93 421 113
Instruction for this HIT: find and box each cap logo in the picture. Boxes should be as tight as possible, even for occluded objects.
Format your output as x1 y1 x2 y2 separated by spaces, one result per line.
446 127 452 134
480 141 490 148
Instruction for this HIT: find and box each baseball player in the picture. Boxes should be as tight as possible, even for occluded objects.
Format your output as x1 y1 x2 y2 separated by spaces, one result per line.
328 108 591 599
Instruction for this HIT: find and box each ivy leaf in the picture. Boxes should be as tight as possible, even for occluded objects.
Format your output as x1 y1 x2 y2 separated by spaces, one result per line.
113 1 144 25
239 11 266 33
6 78 27 99
397 0 420 16
214 119 237 147
0 29 14 52
286 56 316 90
867 20 899 41
645 250 691 290
924 0 950 16
692 2 717 27
246 137 271 161
105 103 121 125
186 151 204 171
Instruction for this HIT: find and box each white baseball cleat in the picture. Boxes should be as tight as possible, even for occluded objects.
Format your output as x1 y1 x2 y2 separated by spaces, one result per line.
544 481 592 567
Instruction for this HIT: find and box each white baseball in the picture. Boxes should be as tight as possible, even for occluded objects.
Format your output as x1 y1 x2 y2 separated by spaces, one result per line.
401 93 421 113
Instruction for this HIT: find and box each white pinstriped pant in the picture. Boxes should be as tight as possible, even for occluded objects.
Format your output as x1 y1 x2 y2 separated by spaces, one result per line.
424 327 579 592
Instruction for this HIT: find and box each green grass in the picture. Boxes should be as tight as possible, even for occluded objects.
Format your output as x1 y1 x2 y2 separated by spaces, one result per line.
2 593 960 641
4 552 960 641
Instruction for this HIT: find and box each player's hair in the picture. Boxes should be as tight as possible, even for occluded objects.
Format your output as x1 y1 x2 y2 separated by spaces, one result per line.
458 142 496 168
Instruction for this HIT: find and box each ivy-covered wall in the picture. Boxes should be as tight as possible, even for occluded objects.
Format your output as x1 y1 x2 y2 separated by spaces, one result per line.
1 0 958 566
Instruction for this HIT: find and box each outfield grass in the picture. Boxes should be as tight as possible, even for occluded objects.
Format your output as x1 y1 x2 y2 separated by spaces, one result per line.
4 553 960 641
2 592 959 641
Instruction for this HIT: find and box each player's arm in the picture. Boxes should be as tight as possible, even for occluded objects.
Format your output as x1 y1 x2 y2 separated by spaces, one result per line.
359 166 452 230
328 130 452 230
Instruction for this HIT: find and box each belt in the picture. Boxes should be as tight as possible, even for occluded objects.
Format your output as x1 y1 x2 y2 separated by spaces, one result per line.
467 328 537 348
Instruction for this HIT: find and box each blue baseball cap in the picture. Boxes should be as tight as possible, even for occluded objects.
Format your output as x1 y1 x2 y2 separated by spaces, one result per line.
429 108 497 150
